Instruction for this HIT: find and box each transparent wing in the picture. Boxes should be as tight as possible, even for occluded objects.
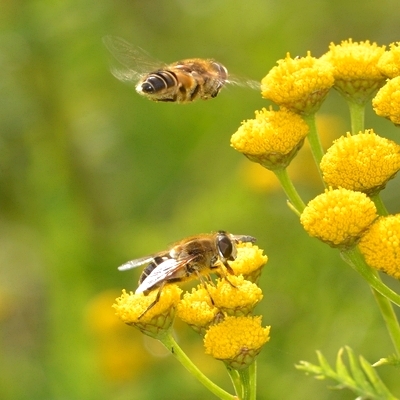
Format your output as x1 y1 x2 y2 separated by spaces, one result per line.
102 35 163 83
230 234 257 243
226 75 261 91
118 255 156 271
135 257 193 294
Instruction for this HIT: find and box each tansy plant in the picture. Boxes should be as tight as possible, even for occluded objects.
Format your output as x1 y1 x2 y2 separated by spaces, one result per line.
113 38 400 400
231 39 400 399
114 242 269 400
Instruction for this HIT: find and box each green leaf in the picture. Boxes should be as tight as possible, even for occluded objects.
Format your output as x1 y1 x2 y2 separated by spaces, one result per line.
295 347 399 400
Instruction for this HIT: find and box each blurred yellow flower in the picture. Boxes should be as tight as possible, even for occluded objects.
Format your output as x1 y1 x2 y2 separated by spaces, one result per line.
231 108 309 170
378 42 400 78
113 286 182 338
359 215 400 279
261 52 334 114
209 275 263 316
86 290 151 382
320 130 400 195
300 188 377 248
204 316 270 370
322 39 386 103
372 76 400 126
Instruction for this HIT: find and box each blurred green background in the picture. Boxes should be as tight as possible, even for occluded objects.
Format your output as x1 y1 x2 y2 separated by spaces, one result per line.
1 0 400 399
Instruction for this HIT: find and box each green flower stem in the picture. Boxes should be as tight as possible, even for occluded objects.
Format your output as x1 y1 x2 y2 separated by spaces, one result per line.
371 288 400 356
226 366 244 398
303 113 325 183
273 168 306 215
341 247 400 307
341 247 400 355
159 332 237 400
238 361 257 400
347 101 365 135
370 193 389 216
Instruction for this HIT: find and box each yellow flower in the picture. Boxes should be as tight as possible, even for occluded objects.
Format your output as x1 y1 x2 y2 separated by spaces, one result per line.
261 52 334 115
204 316 270 370
231 108 309 170
113 286 182 338
359 215 400 279
176 285 220 335
378 42 400 78
322 39 386 104
300 188 377 248
209 275 263 316
320 130 400 195
372 76 400 126
230 242 268 283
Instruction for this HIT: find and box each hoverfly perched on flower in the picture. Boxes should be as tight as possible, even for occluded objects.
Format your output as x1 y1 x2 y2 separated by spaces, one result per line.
118 231 256 318
103 35 259 103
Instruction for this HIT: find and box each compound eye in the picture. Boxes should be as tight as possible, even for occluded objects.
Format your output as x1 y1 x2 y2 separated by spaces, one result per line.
217 234 233 259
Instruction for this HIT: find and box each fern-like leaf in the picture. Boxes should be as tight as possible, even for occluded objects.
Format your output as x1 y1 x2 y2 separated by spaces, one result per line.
296 346 398 400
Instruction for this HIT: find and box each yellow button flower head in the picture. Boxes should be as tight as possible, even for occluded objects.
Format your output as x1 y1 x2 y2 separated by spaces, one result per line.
176 285 220 335
231 108 309 170
300 188 378 248
204 316 271 370
113 286 182 338
378 42 400 78
359 215 400 279
230 242 268 283
372 76 400 126
320 130 400 195
261 52 334 115
322 39 386 104
209 275 263 316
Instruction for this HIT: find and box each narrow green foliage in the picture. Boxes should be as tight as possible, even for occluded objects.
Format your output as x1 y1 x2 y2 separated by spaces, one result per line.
296 347 398 400
373 355 400 368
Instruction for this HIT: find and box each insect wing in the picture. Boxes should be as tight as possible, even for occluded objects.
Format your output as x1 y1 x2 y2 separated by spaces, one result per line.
135 258 184 294
118 256 156 271
230 234 257 244
103 35 163 83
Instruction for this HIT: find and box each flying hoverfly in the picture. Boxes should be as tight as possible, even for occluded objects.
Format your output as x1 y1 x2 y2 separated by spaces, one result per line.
119 231 256 318
103 35 259 103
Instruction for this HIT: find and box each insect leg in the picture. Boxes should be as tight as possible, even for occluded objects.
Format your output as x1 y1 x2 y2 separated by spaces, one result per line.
138 281 166 320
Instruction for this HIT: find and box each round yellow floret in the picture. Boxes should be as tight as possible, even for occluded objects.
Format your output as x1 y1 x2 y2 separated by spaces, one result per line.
359 215 400 279
210 275 263 316
373 76 400 125
261 52 334 115
230 242 268 282
204 316 270 369
231 108 309 169
378 42 400 78
176 286 219 334
320 130 400 194
300 188 378 248
113 286 182 337
322 39 386 103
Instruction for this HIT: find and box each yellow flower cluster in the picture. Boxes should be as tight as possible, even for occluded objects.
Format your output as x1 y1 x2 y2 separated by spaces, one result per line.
204 316 270 370
359 215 400 279
300 188 377 248
231 108 309 169
261 52 334 114
320 130 400 195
